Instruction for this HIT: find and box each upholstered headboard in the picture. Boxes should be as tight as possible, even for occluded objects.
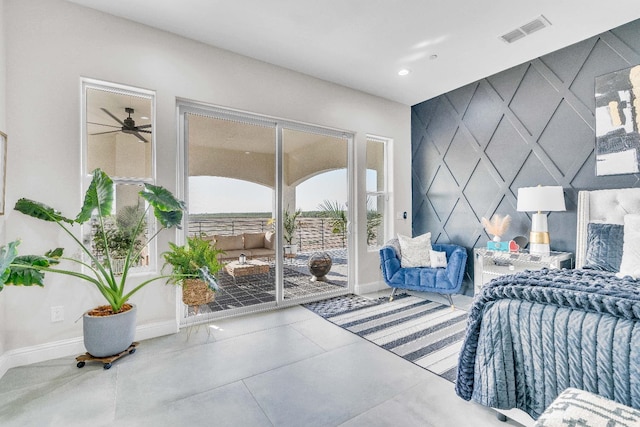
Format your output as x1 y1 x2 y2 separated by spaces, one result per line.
576 187 640 268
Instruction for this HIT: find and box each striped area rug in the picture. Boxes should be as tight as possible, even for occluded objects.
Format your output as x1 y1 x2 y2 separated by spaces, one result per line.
305 294 468 383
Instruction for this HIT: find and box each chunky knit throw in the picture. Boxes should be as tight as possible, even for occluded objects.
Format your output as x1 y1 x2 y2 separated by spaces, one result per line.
455 268 640 418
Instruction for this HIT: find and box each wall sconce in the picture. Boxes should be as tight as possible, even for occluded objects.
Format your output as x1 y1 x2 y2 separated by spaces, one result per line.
516 185 566 254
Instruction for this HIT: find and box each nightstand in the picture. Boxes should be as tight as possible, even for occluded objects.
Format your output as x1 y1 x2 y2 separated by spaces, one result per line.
473 248 574 294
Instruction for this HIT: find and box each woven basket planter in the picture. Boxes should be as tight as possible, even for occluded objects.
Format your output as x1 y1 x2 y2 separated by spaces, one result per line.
182 279 215 306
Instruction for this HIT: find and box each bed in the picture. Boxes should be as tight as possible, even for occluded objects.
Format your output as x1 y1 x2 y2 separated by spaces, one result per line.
455 187 640 422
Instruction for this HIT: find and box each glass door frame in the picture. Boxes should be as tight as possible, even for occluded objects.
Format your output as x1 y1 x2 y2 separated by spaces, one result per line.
177 100 354 324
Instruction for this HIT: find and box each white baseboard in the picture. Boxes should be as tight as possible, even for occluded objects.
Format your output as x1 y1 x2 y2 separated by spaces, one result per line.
354 280 387 295
0 319 178 379
135 319 179 341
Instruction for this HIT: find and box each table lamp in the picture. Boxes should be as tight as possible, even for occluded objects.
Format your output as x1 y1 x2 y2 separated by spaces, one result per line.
516 185 566 254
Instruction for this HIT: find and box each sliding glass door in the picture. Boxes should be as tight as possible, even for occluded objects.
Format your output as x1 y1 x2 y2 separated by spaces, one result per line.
179 102 352 321
186 112 277 316
281 127 349 300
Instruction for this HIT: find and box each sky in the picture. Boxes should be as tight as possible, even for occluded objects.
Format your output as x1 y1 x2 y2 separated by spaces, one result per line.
188 169 355 214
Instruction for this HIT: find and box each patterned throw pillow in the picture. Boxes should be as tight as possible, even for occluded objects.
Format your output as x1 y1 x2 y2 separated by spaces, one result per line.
430 250 447 268
534 388 640 427
397 233 431 268
583 222 624 272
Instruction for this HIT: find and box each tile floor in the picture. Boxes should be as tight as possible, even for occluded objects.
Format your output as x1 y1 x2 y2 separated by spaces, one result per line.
0 292 527 427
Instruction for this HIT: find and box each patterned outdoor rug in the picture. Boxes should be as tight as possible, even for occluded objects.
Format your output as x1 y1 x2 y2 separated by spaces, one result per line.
304 294 468 383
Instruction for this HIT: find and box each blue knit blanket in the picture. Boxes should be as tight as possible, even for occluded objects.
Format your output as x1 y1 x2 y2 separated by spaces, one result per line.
455 268 640 418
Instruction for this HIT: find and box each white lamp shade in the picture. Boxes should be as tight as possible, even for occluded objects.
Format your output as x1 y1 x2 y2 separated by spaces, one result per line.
516 186 566 212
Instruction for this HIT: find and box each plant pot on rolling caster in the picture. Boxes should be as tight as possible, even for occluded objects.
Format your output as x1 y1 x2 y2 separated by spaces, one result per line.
83 304 137 358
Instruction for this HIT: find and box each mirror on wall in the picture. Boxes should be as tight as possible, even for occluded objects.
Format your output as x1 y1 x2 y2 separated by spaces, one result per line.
85 85 153 179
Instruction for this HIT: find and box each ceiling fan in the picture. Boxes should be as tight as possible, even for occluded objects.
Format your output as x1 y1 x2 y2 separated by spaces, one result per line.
89 107 152 142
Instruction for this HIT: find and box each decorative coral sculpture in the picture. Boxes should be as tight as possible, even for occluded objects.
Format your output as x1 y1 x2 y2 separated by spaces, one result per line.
481 214 511 242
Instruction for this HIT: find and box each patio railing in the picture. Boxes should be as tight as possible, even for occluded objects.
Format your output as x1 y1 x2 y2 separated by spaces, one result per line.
188 216 346 252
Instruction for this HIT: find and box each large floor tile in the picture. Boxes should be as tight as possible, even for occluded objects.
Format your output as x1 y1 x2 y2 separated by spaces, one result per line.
289 315 361 351
338 374 522 427
114 323 324 418
116 380 272 427
0 365 117 427
244 340 432 427
204 305 318 341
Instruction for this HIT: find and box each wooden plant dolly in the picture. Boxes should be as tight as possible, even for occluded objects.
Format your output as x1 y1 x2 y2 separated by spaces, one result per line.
76 342 139 370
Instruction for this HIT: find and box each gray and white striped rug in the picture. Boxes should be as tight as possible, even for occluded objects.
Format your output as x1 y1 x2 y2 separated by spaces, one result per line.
305 294 468 383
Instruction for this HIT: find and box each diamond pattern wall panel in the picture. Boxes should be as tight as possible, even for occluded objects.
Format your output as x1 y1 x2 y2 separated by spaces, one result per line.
411 18 640 295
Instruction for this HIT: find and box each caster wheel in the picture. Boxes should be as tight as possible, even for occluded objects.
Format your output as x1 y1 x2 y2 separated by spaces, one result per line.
103 363 112 370
129 348 136 354
77 361 85 368
496 412 508 422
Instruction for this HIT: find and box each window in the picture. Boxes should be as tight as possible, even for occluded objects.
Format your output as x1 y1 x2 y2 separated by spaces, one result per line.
82 79 156 271
366 136 389 249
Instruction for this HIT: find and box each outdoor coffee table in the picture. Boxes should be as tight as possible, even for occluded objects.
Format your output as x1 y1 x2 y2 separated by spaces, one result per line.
225 259 271 285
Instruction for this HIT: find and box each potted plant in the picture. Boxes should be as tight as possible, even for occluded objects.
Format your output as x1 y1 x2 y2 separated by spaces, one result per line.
0 168 214 358
163 235 224 312
282 207 301 257
318 200 347 248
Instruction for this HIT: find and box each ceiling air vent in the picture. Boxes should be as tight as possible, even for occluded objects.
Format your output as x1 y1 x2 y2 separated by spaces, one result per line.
500 15 551 44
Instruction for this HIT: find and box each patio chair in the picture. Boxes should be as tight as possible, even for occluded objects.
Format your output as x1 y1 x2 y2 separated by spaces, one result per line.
379 238 467 307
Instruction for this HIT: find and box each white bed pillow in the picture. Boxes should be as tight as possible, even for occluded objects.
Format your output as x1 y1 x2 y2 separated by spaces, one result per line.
430 250 448 268
616 214 640 279
397 233 432 268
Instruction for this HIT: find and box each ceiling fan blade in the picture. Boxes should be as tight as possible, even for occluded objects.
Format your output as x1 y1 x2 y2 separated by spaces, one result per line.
90 130 120 136
136 129 152 134
88 121 121 129
100 108 125 126
136 124 152 129
131 131 149 143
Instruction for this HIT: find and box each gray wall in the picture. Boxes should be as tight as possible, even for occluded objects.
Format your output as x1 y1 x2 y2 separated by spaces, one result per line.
411 18 640 294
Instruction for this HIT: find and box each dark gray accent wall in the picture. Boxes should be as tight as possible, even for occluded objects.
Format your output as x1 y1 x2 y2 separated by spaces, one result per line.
411 18 640 295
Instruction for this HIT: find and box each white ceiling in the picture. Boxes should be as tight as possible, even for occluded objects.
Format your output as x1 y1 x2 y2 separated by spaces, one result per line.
67 0 640 106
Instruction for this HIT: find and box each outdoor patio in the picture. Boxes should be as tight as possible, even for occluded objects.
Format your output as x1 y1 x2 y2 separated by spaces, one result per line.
186 248 348 316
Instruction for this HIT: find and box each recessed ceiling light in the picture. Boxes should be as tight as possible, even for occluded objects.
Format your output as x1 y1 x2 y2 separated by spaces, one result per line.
398 68 411 76
140 116 149 120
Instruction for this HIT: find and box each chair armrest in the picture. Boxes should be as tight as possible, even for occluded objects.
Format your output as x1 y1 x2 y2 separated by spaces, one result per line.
379 245 401 282
433 244 468 289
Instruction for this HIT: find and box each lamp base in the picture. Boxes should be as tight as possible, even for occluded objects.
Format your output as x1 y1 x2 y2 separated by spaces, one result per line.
529 213 551 255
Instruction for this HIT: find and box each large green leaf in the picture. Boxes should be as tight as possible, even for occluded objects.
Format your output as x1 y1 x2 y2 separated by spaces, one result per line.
6 255 53 287
155 209 183 229
76 169 114 223
140 184 185 229
0 241 20 291
14 199 75 225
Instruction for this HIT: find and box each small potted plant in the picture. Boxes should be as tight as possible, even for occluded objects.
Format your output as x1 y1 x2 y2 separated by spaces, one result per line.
283 207 301 257
318 200 347 248
163 235 224 310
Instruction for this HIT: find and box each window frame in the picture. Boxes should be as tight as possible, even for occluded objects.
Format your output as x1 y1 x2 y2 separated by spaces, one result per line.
81 78 157 273
365 135 390 250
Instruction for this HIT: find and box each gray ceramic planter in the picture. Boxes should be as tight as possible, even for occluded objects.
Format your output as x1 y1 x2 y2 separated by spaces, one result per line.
83 304 136 357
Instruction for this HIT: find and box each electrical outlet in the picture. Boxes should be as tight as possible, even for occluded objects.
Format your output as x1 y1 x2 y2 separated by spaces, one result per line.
51 306 64 322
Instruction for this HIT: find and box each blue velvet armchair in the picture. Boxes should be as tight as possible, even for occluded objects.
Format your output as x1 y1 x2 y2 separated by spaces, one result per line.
379 239 467 306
